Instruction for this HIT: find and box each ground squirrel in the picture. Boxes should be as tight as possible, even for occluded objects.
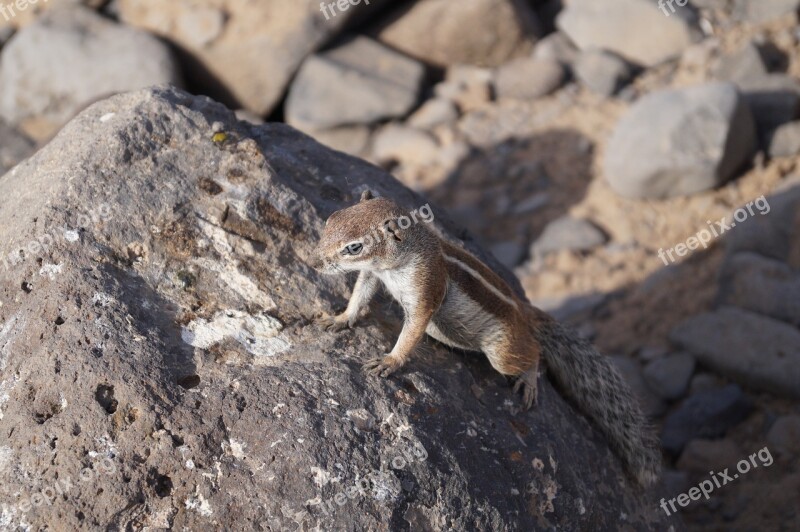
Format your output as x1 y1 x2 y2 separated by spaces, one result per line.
312 191 661 485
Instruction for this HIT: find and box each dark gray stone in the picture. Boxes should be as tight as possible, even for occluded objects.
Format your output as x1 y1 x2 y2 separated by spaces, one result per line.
605 82 757 199
661 384 753 454
670 307 800 398
644 353 696 401
718 252 800 326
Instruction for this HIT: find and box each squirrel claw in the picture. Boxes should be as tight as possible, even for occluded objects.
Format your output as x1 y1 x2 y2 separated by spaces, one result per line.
318 315 351 332
513 373 539 410
363 355 401 378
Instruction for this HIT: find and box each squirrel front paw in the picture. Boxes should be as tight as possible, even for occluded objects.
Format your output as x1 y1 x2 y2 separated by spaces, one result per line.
317 314 355 332
363 355 403 378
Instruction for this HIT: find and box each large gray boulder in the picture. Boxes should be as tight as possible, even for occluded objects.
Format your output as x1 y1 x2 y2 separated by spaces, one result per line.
0 6 182 140
557 0 697 67
0 86 675 530
604 82 757 199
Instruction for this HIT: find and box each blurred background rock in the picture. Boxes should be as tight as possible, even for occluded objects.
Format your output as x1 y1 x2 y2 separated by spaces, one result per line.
1 0 799 530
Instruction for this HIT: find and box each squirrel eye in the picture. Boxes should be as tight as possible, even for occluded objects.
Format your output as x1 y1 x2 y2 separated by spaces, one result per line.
343 243 363 255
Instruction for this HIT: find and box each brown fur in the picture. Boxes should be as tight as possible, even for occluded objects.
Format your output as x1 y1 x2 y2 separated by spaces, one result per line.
312 194 661 486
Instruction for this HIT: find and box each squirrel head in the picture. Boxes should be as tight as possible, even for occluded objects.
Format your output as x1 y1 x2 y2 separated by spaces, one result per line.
312 190 429 274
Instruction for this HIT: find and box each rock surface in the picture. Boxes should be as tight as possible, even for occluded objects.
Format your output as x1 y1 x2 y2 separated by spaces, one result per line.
374 0 540 67
286 36 426 131
0 86 674 530
0 6 182 140
557 0 697 67
670 307 800 399
643 353 696 401
769 121 800 157
604 82 757 199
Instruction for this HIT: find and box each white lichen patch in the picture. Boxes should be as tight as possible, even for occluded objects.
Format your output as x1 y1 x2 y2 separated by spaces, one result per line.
99 112 116 123
91 292 114 307
63 229 79 242
181 310 290 358
38 263 63 280
0 446 13 471
194 219 276 310
185 487 213 517
311 466 331 488
222 438 247 459
0 375 19 421
0 313 24 372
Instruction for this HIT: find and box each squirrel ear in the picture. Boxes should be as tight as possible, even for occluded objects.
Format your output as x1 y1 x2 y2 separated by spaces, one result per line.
383 219 403 242
359 189 374 202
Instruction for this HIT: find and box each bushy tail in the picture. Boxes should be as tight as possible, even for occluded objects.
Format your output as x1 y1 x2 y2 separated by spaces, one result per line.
536 321 661 486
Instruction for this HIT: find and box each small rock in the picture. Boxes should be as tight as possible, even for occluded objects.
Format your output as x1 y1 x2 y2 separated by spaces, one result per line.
661 469 690 496
718 252 800 326
644 353 696 401
713 42 769 87
408 99 459 129
670 307 800 399
604 82 757 199
494 57 565 101
741 75 800 141
769 121 800 157
661 384 753 455
676 439 742 473
733 0 800 23
574 49 632 97
435 66 493 111
489 241 526 269
532 216 607 255
372 125 439 166
286 37 426 131
725 186 800 265
638 345 669 362
375 0 540 67
557 0 697 67
0 6 182 139
532 31 579 66
689 373 720 395
610 356 667 418
767 415 800 455
532 293 607 322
